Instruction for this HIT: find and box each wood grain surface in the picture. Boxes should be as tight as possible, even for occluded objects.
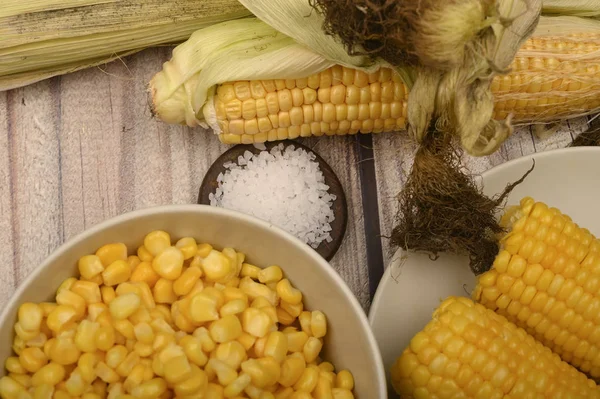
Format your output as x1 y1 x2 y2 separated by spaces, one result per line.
0 48 590 312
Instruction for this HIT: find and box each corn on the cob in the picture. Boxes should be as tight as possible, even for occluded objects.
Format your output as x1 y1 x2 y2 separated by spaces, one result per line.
391 296 600 399
214 27 600 144
0 0 251 91
474 197 600 377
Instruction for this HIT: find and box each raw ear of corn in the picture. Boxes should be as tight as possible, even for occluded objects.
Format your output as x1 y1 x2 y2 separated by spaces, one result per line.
542 0 600 17
474 197 600 377
391 296 600 398
0 0 252 91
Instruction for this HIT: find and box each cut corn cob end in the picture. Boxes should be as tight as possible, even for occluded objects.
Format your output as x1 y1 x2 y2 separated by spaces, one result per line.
391 296 599 399
474 197 600 378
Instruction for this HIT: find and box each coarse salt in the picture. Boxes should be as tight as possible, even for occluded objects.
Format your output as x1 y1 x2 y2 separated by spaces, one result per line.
209 144 336 248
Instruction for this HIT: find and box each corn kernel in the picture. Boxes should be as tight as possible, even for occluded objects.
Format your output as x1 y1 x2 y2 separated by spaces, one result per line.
0 376 28 398
96 243 128 267
78 255 105 280
215 341 247 370
279 356 306 387
224 372 252 397
152 246 184 280
163 354 193 384
209 358 239 386
335 370 354 390
189 292 220 323
31 363 65 387
286 331 309 353
109 293 140 320
174 365 208 397
298 312 312 336
258 266 283 284
173 266 203 297
294 366 320 392
77 353 97 382
95 325 116 351
102 260 132 286
241 263 261 279
144 231 171 256
221 299 248 317
303 337 323 363
209 315 243 343
49 338 80 365
71 281 102 304
65 368 86 396
74 320 99 353
180 336 208 367
20 347 48 373
101 286 116 304
18 303 44 332
203 250 234 282
175 237 198 260
105 345 127 369
280 301 303 319
14 322 39 341
276 280 302 305
32 383 54 399
310 311 327 339
131 261 161 288
239 277 278 306
331 388 354 399
55 290 86 320
6 357 27 374
131 378 168 398
242 308 273 338
264 332 288 363
153 278 178 304
123 364 146 393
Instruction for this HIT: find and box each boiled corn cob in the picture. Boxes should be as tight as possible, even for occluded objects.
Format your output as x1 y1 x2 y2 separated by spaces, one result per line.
474 197 600 377
391 296 600 398
215 32 600 144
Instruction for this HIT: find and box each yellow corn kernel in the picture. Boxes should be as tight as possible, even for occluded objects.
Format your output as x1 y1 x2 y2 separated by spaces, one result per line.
133 342 153 357
49 338 80 365
209 358 239 386
96 361 120 383
242 307 272 338
131 378 168 398
18 303 44 332
286 331 309 353
237 332 257 351
174 364 208 397
131 322 153 345
241 263 261 279
163 354 193 384
152 332 176 353
314 376 333 399
318 362 335 373
132 282 156 309
0 376 28 398
101 286 116 304
279 356 306 387
105 345 127 369
264 332 288 363
143 231 171 257
56 290 86 319
137 246 154 263
109 292 141 320
74 320 99 353
153 278 178 304
96 243 128 267
189 292 220 323
223 287 248 303
31 363 65 387
95 324 116 351
20 347 48 373
214 341 247 370
77 353 98 382
203 250 234 282
310 311 327 339
175 237 198 260
8 373 30 389
123 364 146 393
127 255 141 269
78 255 105 280
303 337 323 363
221 299 248 317
14 322 39 341
131 261 161 288
6 357 27 374
210 315 243 343
173 267 203 297
335 370 354 390
71 281 101 304
258 266 283 284
294 366 320 392
331 388 354 399
276 280 302 305
276 308 295 326
57 278 77 295
39 303 57 318
65 368 86 396
152 246 184 280
32 383 54 399
193 327 217 353
280 301 303 319
180 336 208 367
239 277 277 306
102 260 132 286
224 372 252 397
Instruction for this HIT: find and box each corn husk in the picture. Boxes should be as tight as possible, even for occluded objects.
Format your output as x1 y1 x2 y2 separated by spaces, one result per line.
0 0 252 91
542 0 600 17
150 18 336 129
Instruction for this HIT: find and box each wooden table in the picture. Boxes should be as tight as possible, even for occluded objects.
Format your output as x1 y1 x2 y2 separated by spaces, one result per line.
0 48 591 312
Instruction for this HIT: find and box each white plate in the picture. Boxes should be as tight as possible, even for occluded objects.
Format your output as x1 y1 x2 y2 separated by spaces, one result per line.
368 147 600 397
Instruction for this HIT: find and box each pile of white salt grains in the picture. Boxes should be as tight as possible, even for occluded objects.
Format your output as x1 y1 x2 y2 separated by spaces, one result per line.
209 143 336 248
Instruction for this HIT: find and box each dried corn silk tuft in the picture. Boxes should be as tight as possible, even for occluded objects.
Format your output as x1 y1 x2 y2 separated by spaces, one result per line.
209 144 335 248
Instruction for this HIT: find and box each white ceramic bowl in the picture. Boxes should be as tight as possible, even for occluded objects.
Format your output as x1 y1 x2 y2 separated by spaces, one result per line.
0 205 386 398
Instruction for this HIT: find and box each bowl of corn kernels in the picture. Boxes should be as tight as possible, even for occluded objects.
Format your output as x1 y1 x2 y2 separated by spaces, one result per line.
0 205 385 399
